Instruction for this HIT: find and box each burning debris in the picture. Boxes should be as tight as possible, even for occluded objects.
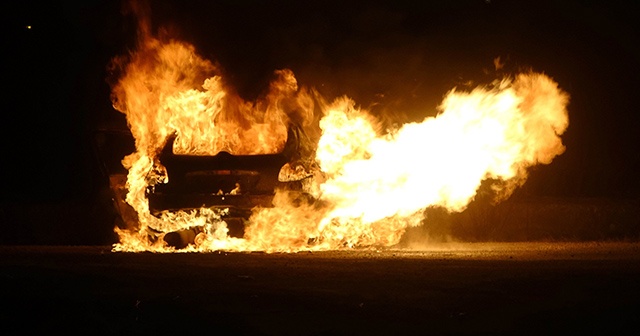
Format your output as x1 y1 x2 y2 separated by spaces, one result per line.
108 3 569 253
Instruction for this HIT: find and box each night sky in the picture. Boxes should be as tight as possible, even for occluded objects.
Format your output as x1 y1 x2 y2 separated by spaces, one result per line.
1 0 639 244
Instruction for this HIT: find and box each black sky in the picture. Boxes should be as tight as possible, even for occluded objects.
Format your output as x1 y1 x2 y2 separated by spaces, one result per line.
1 0 639 244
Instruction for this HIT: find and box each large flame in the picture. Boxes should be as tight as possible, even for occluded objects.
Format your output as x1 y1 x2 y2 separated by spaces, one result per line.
309 75 568 249
109 9 569 253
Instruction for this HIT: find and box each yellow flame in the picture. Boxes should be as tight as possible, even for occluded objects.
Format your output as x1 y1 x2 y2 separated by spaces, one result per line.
109 19 569 253
304 74 568 250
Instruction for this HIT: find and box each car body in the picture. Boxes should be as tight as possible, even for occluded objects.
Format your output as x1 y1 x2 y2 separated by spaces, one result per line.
95 119 314 248
147 134 302 239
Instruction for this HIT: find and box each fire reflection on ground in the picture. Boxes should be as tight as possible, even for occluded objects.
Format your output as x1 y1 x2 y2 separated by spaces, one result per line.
1 242 639 334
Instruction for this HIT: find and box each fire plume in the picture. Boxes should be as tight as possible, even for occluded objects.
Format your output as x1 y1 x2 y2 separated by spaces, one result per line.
310 75 568 249
109 11 569 253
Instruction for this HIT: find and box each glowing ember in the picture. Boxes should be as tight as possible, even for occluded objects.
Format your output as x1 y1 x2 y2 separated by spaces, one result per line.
109 8 569 253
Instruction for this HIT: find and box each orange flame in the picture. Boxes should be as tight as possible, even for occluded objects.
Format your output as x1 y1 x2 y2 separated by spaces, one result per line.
109 9 569 253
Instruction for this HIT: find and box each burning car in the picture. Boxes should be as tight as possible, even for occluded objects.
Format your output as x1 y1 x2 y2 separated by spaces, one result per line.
95 120 318 249
147 135 287 226
145 129 315 247
103 6 570 252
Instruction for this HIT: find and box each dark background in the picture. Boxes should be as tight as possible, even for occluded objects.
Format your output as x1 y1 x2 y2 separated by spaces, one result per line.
1 0 638 245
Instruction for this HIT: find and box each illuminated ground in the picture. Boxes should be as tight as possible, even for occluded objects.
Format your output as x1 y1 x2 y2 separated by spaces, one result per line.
1 242 639 335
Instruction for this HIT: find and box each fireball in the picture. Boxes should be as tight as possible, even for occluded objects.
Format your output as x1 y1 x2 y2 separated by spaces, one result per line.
109 6 569 253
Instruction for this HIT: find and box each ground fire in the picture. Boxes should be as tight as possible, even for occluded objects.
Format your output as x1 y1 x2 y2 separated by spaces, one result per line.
108 5 569 253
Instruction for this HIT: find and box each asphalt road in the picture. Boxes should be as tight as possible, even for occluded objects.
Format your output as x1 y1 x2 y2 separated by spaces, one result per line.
1 242 639 335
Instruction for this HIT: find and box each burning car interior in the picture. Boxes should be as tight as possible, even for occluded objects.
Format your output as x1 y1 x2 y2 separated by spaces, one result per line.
144 129 317 248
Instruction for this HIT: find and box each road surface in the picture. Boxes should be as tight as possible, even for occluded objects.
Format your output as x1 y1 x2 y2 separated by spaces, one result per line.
1 242 639 335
